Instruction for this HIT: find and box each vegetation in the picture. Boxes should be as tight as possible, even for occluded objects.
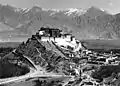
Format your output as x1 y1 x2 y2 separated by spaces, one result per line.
0 42 29 79
0 47 14 57
0 59 30 79
0 42 20 57
91 65 120 82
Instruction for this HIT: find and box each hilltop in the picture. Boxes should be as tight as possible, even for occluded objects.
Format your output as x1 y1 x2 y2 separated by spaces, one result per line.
0 27 84 85
1 27 120 85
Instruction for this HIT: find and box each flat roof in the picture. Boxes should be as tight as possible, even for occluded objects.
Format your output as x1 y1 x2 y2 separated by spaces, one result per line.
39 27 62 31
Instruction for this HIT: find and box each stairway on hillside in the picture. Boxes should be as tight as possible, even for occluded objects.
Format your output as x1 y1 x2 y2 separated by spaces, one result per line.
35 36 68 58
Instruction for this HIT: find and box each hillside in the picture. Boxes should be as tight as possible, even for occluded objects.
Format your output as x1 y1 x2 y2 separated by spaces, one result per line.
0 29 78 80
2 27 120 85
0 27 86 86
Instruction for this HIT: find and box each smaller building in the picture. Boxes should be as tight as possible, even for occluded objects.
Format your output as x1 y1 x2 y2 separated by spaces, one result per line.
39 31 44 35
38 27 62 37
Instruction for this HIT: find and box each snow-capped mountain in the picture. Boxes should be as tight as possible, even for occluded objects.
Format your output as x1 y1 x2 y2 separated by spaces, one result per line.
0 4 119 41
64 8 86 16
41 8 86 17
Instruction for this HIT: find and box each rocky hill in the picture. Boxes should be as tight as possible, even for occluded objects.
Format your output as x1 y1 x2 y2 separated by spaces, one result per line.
0 30 78 79
0 27 85 85
2 27 120 85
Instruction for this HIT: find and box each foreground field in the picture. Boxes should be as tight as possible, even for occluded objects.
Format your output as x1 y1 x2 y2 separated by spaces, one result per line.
0 42 21 57
81 39 120 52
0 42 21 48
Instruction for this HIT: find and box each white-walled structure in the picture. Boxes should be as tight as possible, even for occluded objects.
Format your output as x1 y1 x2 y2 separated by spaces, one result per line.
38 27 83 52
41 37 55 41
39 31 44 35
74 42 82 52
40 35 83 52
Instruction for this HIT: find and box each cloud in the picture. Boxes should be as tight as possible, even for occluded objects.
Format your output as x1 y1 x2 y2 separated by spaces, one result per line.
109 2 113 6
108 0 113 7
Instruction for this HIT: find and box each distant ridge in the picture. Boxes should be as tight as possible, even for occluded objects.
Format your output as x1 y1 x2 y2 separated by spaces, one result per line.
0 4 119 41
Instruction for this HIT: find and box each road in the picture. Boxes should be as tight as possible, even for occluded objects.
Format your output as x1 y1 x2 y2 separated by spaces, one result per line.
0 68 73 85
0 49 73 85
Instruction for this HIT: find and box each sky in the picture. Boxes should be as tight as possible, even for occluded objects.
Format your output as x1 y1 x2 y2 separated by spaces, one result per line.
0 0 120 14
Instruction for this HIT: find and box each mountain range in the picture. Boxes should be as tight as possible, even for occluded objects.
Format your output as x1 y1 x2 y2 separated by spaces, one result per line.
0 4 120 41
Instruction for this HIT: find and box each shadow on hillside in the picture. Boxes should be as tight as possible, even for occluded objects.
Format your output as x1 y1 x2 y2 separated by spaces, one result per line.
91 65 120 82
0 47 14 57
0 59 30 79
34 80 62 86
